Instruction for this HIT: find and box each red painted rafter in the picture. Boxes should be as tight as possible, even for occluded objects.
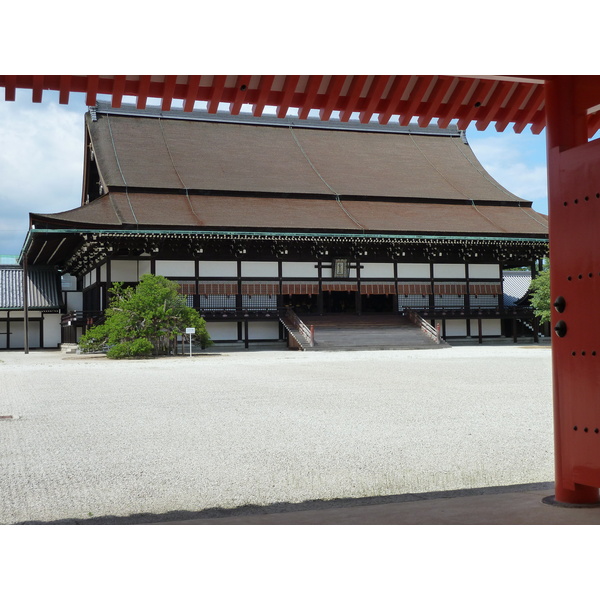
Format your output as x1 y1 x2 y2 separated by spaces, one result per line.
111 75 127 108
276 75 300 118
417 76 454 128
31 75 43 103
161 76 178 111
252 75 275 117
339 75 368 122
456 79 496 130
58 75 71 104
207 75 227 114
229 75 252 115
399 76 432 126
474 80 514 131
437 79 470 129
320 75 347 121
136 76 151 109
358 75 391 124
378 76 412 125
494 83 533 132
298 75 324 119
85 75 99 106
512 85 545 133
183 75 201 112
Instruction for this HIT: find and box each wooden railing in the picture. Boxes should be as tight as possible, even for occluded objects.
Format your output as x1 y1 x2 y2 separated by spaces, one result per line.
284 309 315 347
406 308 442 344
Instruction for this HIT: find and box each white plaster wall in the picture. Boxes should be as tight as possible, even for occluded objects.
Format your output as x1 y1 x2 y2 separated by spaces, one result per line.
199 261 237 277
10 321 41 348
65 291 83 312
469 319 502 336
241 261 279 277
361 263 394 278
111 260 141 282
281 262 318 278
155 260 195 278
248 321 279 340
321 267 358 278
397 263 430 278
433 263 466 278
205 321 238 340
436 319 467 336
43 314 62 348
468 264 500 278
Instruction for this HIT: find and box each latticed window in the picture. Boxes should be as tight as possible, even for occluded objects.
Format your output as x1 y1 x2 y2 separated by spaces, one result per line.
433 281 467 309
469 282 501 309
397 281 430 311
241 295 277 310
199 294 236 311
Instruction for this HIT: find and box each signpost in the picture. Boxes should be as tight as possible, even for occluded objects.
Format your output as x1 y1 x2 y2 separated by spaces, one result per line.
185 327 195 357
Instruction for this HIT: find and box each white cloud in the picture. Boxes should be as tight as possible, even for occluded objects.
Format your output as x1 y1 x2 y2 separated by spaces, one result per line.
0 99 86 254
466 128 548 215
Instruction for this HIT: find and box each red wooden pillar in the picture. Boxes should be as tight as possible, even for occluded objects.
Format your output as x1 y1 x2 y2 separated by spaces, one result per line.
546 76 600 504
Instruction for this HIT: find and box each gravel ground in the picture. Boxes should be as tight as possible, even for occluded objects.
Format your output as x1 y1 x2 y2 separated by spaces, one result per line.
0 345 553 524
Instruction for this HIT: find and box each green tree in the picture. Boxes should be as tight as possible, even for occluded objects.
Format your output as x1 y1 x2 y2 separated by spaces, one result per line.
529 260 550 324
78 274 212 358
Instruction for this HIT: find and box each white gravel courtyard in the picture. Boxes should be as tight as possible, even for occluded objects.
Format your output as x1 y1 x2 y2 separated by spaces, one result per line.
0 345 553 524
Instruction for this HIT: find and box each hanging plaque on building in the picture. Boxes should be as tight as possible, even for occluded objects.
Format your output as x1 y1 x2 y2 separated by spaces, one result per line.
333 258 349 279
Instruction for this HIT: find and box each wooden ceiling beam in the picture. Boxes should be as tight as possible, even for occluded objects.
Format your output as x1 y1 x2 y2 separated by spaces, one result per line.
207 75 227 114
358 75 391 124
456 79 496 129
161 76 178 111
229 75 252 115
252 75 275 117
378 76 411 125
58 75 71 104
85 75 99 106
276 75 301 118
437 79 469 129
399 76 432 126
417 76 454 128
512 86 545 133
111 75 126 108
473 80 514 131
136 76 151 110
31 75 44 103
495 83 533 132
319 75 346 121
183 75 201 112
339 75 368 122
298 75 324 119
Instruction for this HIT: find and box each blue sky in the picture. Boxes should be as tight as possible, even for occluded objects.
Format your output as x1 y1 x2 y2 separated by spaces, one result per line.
0 86 549 257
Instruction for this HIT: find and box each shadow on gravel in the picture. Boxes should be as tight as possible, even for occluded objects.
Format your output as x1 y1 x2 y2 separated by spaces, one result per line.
15 482 554 525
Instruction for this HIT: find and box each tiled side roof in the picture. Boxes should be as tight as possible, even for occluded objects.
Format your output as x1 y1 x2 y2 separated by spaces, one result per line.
33 192 548 237
0 267 62 310
87 110 526 204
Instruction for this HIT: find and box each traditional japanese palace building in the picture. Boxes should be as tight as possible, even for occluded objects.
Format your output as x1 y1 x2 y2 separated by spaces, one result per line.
15 101 548 348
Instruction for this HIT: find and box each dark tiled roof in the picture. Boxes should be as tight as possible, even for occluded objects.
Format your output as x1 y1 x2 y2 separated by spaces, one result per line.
34 192 548 237
503 271 533 306
0 267 61 310
87 109 527 203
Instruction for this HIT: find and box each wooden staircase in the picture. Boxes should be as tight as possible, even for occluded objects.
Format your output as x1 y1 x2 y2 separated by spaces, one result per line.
294 313 448 351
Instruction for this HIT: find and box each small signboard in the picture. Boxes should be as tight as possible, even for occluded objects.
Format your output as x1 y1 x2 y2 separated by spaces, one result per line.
186 328 196 334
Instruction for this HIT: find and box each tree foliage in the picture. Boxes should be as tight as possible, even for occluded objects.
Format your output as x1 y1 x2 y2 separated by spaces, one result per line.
529 260 550 324
78 274 212 358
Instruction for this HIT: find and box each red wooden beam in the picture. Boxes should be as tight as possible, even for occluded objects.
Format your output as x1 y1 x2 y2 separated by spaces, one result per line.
85 75 99 106
183 75 201 112
378 76 411 125
58 75 71 104
474 80 514 131
437 78 470 129
512 85 545 133
3 75 16 101
399 76 432 126
207 75 227 114
358 75 391 124
252 75 275 117
456 79 496 130
587 111 600 138
319 75 347 121
298 75 324 119
229 75 252 115
136 76 151 109
339 75 368 122
31 75 43 103
161 76 177 111
276 75 301 118
111 75 126 108
417 76 454 128
495 83 533 132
